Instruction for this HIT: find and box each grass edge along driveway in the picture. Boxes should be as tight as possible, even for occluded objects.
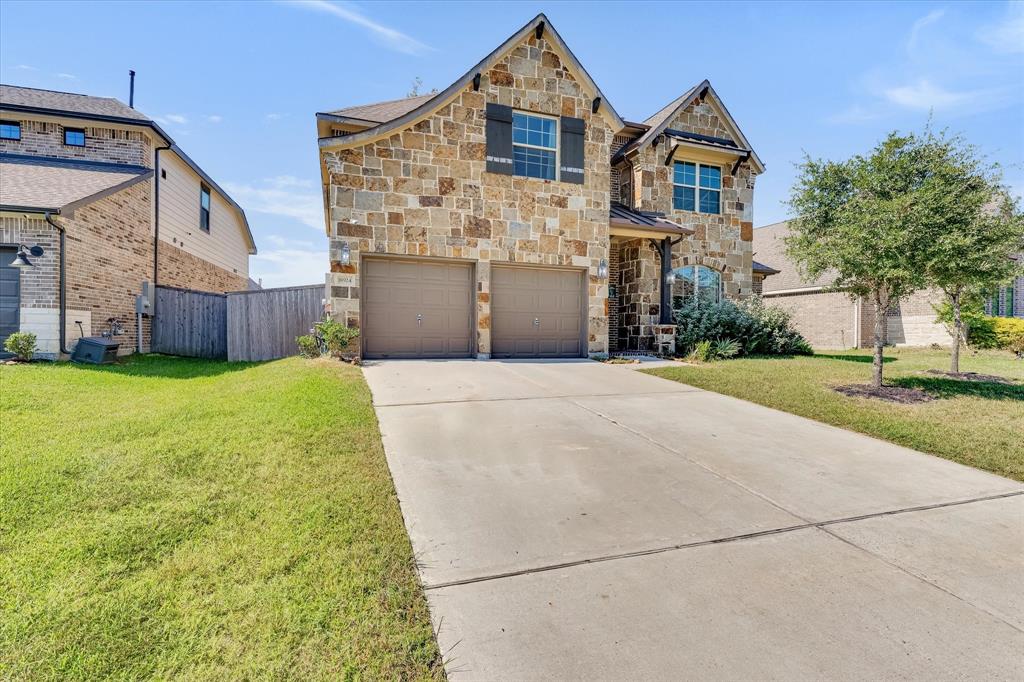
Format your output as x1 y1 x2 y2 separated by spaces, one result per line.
645 348 1024 482
0 356 442 680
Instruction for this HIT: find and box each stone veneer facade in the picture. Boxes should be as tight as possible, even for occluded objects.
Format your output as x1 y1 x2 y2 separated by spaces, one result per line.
613 95 757 351
324 32 613 356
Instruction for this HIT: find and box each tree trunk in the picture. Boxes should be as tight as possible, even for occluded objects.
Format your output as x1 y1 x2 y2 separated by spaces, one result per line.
871 291 885 389
950 291 962 374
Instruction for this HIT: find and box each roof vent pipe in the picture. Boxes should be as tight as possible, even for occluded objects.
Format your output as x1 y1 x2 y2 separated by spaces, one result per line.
129 70 136 108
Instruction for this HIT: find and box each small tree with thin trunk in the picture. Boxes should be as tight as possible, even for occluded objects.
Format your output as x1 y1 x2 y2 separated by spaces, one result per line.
909 129 1024 372
786 132 939 389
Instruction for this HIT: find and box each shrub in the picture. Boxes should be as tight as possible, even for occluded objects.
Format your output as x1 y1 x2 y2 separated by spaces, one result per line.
3 332 37 361
934 299 998 348
314 316 359 356
296 334 321 358
673 297 811 358
993 317 1024 357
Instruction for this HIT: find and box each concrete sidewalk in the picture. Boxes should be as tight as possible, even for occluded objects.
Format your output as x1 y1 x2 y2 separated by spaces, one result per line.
364 359 1024 680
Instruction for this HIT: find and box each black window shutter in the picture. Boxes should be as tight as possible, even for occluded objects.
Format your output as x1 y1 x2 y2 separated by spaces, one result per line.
485 103 513 175
560 116 585 184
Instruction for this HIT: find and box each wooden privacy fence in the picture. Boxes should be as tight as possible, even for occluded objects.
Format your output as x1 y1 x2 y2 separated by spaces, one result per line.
151 286 227 359
226 285 324 362
151 284 323 362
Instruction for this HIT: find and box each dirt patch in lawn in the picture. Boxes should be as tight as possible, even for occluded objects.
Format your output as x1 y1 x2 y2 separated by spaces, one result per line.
924 369 1015 384
834 383 935 404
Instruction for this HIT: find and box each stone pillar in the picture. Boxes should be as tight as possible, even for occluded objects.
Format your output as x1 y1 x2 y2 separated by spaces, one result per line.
652 324 677 356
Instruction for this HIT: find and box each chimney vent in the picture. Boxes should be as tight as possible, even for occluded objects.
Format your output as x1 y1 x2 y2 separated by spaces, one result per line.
129 70 136 108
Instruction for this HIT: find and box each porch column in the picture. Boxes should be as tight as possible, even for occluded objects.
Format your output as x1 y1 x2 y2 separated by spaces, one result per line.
658 237 672 324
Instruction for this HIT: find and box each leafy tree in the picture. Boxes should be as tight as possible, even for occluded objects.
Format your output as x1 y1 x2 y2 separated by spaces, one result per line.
786 131 939 389
909 128 1024 371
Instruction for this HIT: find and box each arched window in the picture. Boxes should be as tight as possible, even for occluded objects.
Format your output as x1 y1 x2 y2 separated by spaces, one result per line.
671 265 722 308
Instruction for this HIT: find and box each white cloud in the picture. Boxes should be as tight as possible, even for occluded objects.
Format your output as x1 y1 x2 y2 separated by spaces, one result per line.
165 113 188 124
223 176 324 231
265 113 284 121
55 73 76 80
907 9 945 54
283 0 431 55
13 64 37 71
883 79 1011 113
978 1 1024 54
205 115 223 124
250 241 328 289
827 105 884 124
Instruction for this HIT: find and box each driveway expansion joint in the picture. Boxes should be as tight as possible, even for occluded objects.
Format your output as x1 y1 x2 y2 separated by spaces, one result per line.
422 489 1024 591
373 388 702 408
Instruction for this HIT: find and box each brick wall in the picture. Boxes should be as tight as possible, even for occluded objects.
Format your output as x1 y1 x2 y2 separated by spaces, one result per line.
158 240 249 293
766 290 858 349
0 119 151 167
608 240 621 351
323 32 613 356
63 179 154 354
609 134 632 205
1 215 58 308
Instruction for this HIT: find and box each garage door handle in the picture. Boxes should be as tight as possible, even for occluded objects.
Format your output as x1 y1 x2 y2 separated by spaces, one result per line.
417 314 423 326
533 317 540 326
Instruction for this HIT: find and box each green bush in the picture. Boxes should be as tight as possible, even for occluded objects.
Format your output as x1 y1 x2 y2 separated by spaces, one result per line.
314 316 359 356
296 334 321 358
673 297 812 358
993 317 1024 357
3 331 37 361
934 298 998 348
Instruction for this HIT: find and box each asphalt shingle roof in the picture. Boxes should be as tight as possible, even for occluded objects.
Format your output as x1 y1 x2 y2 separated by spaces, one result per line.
0 154 150 212
326 94 436 123
0 84 150 121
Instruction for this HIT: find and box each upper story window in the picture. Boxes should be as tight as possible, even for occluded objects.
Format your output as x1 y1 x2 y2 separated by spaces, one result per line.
512 112 557 180
199 184 211 232
0 121 21 140
64 128 86 147
673 161 721 215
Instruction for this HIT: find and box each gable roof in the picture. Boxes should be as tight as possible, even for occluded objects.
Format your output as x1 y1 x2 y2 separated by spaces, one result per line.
616 81 764 173
318 13 625 150
0 153 152 215
1 83 256 254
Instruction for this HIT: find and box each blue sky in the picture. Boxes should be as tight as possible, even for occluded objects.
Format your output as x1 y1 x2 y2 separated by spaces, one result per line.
2 1 1022 287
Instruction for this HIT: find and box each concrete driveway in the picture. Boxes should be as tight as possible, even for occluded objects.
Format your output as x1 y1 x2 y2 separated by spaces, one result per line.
364 359 1024 680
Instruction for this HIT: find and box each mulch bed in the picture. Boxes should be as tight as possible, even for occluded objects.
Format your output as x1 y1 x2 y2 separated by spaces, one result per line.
833 384 934 404
924 369 1014 384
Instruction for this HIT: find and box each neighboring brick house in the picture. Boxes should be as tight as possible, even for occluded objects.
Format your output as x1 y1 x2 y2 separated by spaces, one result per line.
0 84 257 358
316 14 764 358
753 220 954 349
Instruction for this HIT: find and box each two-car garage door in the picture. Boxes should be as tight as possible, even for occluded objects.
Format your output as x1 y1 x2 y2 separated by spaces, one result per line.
361 257 584 359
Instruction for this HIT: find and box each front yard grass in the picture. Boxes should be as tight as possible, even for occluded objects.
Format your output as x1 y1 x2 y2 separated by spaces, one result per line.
646 347 1024 481
0 356 441 679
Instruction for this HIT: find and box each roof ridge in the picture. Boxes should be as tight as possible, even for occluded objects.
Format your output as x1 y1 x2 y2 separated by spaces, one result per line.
330 92 435 114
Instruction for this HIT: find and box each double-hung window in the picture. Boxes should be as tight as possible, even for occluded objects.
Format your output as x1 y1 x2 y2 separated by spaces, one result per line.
199 184 211 232
512 112 557 180
0 121 21 140
673 161 721 214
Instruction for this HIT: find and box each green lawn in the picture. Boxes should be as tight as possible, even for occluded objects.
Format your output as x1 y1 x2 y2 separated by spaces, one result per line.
646 347 1024 482
0 356 441 680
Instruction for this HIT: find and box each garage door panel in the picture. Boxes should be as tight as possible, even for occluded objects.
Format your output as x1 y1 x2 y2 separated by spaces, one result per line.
491 265 584 359
362 258 473 359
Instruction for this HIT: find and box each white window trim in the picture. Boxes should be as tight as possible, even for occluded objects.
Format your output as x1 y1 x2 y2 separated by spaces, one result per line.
672 161 722 215
512 110 559 181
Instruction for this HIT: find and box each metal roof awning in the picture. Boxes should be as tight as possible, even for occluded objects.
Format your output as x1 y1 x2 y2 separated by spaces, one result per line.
609 202 694 237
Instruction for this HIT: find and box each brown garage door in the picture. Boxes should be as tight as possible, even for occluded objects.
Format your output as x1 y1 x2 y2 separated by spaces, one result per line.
362 258 473 359
491 265 584 358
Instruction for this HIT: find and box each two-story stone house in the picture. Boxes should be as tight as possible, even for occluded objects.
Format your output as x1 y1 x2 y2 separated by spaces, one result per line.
0 84 257 357
317 14 763 358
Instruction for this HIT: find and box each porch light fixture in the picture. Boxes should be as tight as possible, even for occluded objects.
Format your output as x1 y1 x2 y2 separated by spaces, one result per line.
340 241 351 266
9 244 44 268
665 270 677 285
597 258 608 280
